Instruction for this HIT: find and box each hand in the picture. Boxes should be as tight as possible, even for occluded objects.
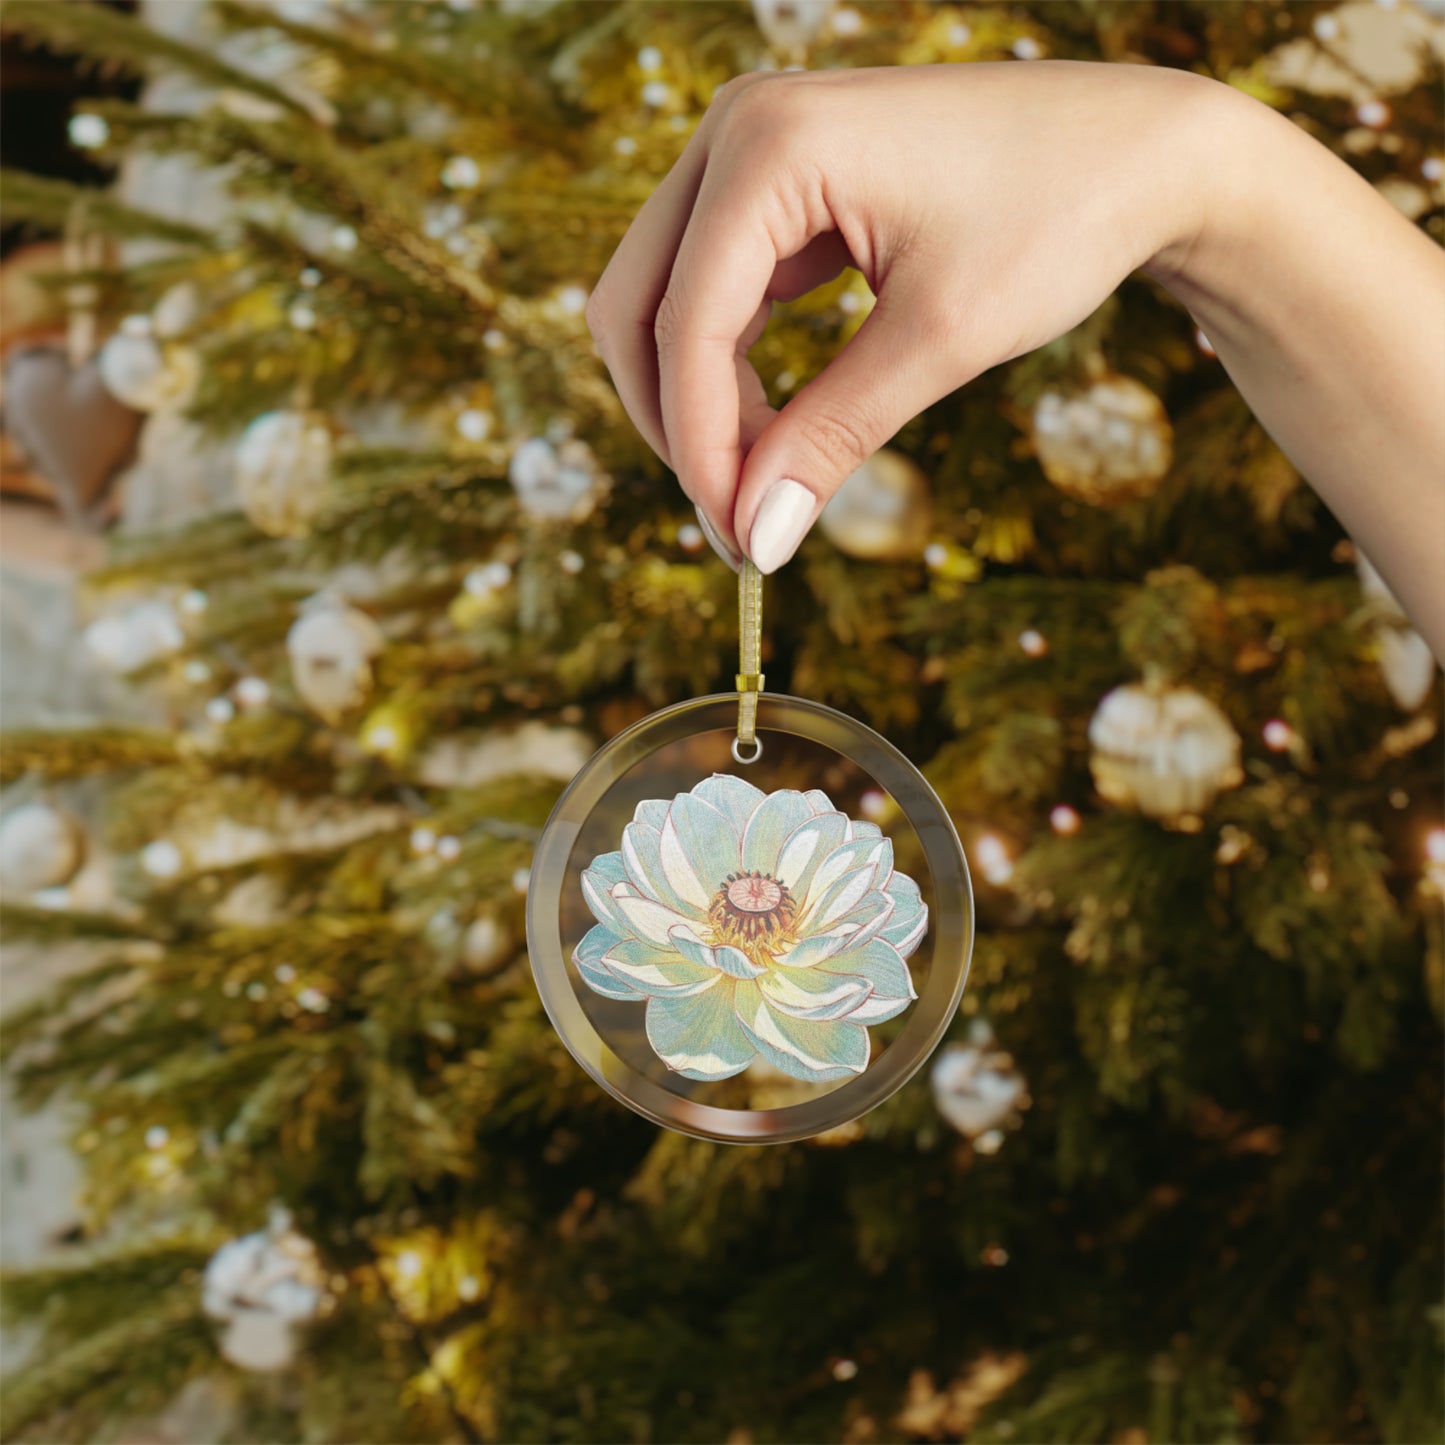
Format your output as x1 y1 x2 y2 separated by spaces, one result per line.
587 61 1445 662
585 61 1218 571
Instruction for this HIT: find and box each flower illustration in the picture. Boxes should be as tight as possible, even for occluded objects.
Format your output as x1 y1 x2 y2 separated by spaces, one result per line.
574 776 927 1083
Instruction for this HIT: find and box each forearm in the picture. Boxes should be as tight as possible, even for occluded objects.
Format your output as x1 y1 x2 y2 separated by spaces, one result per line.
1145 82 1445 659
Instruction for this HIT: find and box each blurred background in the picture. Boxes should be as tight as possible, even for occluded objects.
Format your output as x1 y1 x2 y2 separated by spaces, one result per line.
0 2 1442 1442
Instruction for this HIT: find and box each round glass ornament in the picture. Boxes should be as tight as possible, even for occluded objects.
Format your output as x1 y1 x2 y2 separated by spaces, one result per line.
528 690 973 1143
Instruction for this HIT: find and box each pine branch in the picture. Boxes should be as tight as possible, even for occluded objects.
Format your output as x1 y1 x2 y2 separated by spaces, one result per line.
0 169 213 248
1 0 307 115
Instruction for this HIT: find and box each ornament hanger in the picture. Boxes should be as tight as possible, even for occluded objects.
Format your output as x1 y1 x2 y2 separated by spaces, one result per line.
734 560 765 764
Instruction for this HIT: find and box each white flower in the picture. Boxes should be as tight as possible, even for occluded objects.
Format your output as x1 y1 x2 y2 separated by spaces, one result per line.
575 777 927 1083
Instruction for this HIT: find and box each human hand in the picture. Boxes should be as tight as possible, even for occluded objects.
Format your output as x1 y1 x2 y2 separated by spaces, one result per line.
585 61 1223 573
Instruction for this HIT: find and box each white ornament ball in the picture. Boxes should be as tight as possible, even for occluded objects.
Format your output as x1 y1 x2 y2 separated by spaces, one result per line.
98 333 200 413
203 1209 327 1374
235 411 337 538
508 436 600 521
0 803 85 893
1357 553 1437 711
462 914 512 975
84 600 184 674
819 448 933 561
930 1028 1028 1140
286 599 384 722
751 0 836 53
1032 375 1173 505
1088 682 1243 823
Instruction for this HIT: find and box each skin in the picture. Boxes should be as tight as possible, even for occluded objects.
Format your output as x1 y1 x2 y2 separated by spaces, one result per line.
585 62 1445 659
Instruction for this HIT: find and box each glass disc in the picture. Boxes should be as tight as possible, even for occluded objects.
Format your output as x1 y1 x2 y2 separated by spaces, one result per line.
527 693 973 1143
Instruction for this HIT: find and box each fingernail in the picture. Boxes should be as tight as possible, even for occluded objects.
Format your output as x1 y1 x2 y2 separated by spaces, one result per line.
748 478 816 575
695 505 741 572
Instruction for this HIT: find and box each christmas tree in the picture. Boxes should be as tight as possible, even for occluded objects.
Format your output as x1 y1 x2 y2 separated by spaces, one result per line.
2 2 1442 1442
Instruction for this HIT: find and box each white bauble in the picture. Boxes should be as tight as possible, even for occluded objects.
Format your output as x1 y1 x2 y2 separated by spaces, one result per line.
751 0 835 53
98 332 200 413
507 436 599 521
930 1028 1028 1140
0 803 85 893
84 599 184 673
203 1210 326 1373
1032 375 1173 505
1357 553 1438 710
819 448 933 561
462 914 512 975
235 410 337 538
217 1308 298 1373
1088 682 1243 823
286 598 384 722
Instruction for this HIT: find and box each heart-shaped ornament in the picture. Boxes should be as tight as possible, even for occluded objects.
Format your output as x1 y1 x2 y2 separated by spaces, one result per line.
2 346 144 529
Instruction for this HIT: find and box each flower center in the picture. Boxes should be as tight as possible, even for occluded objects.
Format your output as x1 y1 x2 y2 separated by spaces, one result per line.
707 870 797 964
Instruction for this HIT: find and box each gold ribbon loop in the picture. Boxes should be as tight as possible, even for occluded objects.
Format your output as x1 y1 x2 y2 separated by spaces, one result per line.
735 560 764 762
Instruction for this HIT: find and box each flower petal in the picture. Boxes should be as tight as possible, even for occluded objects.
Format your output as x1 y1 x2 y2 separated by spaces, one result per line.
803 789 837 816
692 775 767 835
601 938 721 996
880 875 928 957
802 863 880 930
612 889 692 945
802 836 894 915
581 851 629 928
734 979 870 1082
817 937 917 1022
667 924 766 979
775 923 863 969
621 820 704 919
741 790 816 875
574 924 649 1001
633 798 669 831
774 811 848 899
663 793 740 905
760 966 873 1021
645 984 756 1080
834 890 897 949
848 820 883 840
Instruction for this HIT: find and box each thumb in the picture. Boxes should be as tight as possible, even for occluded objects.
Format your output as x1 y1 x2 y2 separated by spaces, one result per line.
733 281 964 575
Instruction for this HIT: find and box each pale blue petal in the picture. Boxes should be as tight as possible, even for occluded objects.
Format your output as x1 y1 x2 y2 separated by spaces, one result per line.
664 793 740 902
803 789 837 816
580 851 629 929
816 937 916 1000
733 979 871 1083
802 863 881 931
574 925 648 1001
621 820 703 919
645 984 756 1080
692 775 767 835
847 993 914 1024
774 812 848 899
613 890 692 945
775 922 864 969
802 836 894 915
760 966 872 1021
634 798 670 831
848 820 883 840
880 874 928 956
741 790 815 875
601 938 721 997
833 890 897 949
661 924 769 981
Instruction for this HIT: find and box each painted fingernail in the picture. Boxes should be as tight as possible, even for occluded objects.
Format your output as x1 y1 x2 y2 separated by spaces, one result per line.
695 505 741 571
748 478 816 575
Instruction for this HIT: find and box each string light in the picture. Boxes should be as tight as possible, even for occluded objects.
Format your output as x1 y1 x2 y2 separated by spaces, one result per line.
1049 804 1081 836
975 834 1013 886
1355 99 1390 129
678 523 704 552
145 1125 170 1150
395 1250 423 1281
560 551 585 575
410 827 437 855
458 1274 481 1302
832 1359 859 1381
69 113 110 149
184 660 212 684
1018 629 1049 658
1312 13 1339 40
234 676 270 709
637 45 663 71
1012 36 1042 59
329 225 359 253
441 155 482 190
179 589 210 615
1262 719 1294 751
1425 828 1445 893
640 81 671 108
511 867 531 895
465 561 512 596
924 542 949 570
298 987 330 1014
436 835 462 862
1194 328 1217 358
860 790 888 821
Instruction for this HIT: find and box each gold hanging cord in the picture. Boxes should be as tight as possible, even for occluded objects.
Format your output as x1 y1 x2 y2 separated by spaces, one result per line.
734 559 764 763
